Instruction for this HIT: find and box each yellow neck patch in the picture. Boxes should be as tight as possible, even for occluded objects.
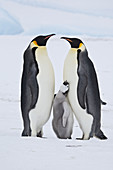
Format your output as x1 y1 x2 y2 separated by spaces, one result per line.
30 41 46 49
33 41 39 47
71 42 85 52
79 43 83 48
30 41 39 49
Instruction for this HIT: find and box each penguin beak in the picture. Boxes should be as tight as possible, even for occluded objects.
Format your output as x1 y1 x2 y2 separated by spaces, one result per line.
44 34 55 40
61 37 73 43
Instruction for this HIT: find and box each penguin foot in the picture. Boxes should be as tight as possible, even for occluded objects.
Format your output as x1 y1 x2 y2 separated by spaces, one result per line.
76 134 84 140
37 131 43 138
76 134 90 140
76 138 83 140
21 129 31 136
76 135 84 140
95 130 107 140
68 136 72 139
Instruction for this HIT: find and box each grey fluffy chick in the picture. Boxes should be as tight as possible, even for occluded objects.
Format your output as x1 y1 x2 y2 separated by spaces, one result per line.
52 81 74 139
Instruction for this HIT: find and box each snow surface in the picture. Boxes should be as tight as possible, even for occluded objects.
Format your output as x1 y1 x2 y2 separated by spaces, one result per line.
0 0 113 170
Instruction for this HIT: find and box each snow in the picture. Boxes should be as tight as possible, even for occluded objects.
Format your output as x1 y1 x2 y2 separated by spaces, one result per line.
0 0 113 170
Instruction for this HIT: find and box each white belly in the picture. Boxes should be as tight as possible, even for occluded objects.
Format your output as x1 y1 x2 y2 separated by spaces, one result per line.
63 49 93 139
29 47 55 136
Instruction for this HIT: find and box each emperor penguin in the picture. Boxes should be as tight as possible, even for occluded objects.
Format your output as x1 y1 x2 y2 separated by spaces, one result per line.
52 81 74 139
61 37 107 140
21 34 55 137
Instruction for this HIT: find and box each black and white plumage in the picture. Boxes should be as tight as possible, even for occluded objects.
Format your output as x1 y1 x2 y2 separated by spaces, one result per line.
21 34 55 137
61 37 107 140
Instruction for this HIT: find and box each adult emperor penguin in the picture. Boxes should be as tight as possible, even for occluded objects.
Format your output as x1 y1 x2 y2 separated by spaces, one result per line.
52 81 74 139
61 37 107 140
21 34 55 137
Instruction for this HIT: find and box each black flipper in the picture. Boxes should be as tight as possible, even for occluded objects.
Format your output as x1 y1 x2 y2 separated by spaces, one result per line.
77 74 87 109
21 46 39 136
77 50 87 109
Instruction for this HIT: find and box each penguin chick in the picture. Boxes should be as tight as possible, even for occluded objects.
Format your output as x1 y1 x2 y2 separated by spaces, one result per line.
52 81 74 139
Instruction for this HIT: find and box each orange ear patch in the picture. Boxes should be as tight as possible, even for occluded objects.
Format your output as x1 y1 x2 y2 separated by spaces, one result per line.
33 40 38 46
79 43 83 48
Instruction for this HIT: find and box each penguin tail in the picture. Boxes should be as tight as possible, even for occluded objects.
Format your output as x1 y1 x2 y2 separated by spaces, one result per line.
95 130 107 140
101 100 107 105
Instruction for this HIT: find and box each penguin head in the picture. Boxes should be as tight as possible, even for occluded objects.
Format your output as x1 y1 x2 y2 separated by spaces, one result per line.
30 34 55 48
61 37 85 51
60 81 69 96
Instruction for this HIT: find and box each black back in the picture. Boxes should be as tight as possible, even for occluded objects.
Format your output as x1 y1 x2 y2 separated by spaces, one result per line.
21 45 39 136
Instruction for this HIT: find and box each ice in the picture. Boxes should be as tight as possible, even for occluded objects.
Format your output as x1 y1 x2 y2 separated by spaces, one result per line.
0 0 113 37
0 7 23 35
